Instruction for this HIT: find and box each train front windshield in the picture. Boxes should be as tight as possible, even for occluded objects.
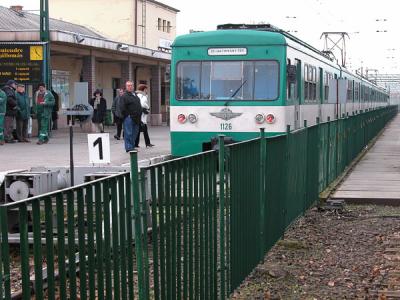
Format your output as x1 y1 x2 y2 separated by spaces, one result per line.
176 60 279 101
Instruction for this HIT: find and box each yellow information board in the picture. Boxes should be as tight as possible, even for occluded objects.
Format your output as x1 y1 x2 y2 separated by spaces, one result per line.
0 43 45 84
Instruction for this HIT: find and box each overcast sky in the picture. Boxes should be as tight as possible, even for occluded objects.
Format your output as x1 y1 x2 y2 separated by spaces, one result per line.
2 0 398 76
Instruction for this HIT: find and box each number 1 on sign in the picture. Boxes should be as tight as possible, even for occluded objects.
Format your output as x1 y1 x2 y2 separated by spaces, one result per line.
88 133 110 164
93 137 103 160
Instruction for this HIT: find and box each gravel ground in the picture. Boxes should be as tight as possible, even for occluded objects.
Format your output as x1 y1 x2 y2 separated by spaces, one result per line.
230 204 400 300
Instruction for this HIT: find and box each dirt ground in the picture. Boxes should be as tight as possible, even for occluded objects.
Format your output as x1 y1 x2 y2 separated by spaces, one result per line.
230 204 400 300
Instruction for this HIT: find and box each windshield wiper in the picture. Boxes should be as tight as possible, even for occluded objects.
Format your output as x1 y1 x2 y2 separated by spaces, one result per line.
230 80 247 98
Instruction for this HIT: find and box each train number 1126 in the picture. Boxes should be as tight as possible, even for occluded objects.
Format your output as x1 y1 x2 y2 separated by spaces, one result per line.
220 123 232 130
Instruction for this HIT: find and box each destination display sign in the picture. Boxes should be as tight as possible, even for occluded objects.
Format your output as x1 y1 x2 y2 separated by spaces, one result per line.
208 47 247 56
0 43 45 85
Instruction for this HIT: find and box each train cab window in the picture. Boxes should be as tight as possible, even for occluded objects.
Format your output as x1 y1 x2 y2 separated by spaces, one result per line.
176 60 279 101
176 62 201 99
254 61 279 100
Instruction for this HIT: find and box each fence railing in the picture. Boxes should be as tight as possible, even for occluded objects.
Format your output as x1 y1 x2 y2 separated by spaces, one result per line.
0 105 397 300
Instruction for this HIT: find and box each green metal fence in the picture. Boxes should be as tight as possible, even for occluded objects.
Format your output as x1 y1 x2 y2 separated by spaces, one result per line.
0 105 397 300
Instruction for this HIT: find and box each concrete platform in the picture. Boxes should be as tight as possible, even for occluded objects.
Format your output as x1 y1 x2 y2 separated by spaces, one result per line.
332 114 400 204
0 125 171 172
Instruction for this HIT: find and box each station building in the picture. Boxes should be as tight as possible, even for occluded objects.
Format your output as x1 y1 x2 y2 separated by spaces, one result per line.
0 1 179 126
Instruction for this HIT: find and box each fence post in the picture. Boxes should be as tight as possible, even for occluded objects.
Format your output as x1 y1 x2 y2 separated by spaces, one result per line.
0 206 10 300
218 135 226 300
326 116 331 185
303 120 308 213
259 128 266 260
283 125 290 232
130 151 146 300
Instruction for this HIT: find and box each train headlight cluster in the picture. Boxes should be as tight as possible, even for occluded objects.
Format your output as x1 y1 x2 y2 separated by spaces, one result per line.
255 113 276 124
178 113 198 124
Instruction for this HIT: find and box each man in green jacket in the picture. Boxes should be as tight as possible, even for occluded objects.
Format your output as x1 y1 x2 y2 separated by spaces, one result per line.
34 83 54 145
0 88 6 145
16 84 30 142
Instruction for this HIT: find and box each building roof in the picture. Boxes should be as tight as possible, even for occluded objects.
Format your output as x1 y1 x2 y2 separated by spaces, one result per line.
0 5 104 38
147 0 180 13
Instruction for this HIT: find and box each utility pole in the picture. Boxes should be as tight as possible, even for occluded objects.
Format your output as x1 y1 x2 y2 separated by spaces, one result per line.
320 32 350 67
40 0 51 88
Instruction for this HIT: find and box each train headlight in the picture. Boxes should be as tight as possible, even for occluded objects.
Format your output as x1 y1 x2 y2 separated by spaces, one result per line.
255 114 265 124
178 114 187 124
265 113 276 124
188 114 198 124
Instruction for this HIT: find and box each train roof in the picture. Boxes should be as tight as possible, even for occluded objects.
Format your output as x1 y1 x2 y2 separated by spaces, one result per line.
172 29 286 47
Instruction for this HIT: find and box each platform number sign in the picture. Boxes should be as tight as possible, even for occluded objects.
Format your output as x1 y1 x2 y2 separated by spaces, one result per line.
88 133 111 164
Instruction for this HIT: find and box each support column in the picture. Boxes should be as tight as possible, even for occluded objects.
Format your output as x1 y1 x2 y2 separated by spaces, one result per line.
150 65 162 125
82 54 96 97
121 60 133 85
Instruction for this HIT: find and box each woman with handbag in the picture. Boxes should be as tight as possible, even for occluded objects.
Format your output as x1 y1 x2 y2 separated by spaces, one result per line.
135 84 154 148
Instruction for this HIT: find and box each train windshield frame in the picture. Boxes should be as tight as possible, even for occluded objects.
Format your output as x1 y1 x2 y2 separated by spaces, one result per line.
175 60 280 101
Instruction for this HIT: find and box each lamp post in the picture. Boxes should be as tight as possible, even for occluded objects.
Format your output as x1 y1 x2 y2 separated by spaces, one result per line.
40 0 51 88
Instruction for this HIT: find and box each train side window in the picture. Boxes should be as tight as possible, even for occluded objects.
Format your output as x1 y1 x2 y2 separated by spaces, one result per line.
304 64 309 101
304 65 317 103
347 80 353 102
287 59 297 101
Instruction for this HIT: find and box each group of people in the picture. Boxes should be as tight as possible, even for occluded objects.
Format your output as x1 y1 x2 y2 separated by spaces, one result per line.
0 79 154 151
0 80 55 146
110 81 154 152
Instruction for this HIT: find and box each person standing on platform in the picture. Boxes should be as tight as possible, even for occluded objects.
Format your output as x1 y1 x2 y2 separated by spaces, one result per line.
15 84 30 142
112 88 124 140
0 88 6 145
2 80 18 143
89 89 107 133
51 89 59 130
34 83 55 145
120 81 142 152
135 84 154 148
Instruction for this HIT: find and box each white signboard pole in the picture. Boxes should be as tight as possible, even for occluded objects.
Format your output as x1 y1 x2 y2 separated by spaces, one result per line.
88 133 111 164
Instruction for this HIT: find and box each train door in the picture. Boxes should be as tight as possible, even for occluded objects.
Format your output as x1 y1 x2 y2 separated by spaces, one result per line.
294 59 301 129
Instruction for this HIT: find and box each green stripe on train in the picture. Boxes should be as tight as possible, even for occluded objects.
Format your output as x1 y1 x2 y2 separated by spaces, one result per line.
171 131 283 156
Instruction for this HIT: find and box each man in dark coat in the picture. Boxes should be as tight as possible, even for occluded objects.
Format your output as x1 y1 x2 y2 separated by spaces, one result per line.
51 89 59 130
2 80 18 143
15 84 30 142
112 88 124 140
120 81 142 152
89 89 107 133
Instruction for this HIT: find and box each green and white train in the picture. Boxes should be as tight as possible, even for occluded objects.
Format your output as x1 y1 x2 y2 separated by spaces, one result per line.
170 24 389 156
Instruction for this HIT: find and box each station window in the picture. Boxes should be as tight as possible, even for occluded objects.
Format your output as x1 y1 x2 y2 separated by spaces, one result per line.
158 18 162 30
176 60 280 101
167 21 171 33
